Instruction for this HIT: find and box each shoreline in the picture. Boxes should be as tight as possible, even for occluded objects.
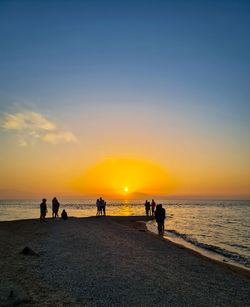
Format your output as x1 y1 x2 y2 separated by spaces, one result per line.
111 215 250 278
146 219 250 274
0 216 249 305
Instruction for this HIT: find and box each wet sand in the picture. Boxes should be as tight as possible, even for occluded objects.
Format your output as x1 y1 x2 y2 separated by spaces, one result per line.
0 216 249 306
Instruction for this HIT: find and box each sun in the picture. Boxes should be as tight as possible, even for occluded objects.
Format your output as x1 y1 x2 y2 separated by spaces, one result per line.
73 158 173 198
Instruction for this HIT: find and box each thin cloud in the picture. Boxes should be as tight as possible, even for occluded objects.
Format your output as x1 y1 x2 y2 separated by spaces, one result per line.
43 131 77 144
0 110 77 146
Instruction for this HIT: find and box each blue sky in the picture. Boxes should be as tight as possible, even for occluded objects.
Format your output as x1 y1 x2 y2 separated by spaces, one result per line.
0 0 249 198
1 0 250 111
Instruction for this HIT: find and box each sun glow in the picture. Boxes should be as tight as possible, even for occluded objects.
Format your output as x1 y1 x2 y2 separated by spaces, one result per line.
73 158 174 198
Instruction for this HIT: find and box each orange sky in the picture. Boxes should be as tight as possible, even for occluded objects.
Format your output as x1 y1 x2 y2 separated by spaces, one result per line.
0 108 249 200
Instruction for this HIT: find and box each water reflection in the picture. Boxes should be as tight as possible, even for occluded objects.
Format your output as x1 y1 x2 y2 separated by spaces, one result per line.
116 204 134 216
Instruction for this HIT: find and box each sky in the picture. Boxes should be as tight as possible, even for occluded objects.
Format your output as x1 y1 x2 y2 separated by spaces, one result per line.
0 0 249 199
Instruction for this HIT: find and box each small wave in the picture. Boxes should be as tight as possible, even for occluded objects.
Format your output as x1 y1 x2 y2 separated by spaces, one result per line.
228 243 249 250
167 229 250 268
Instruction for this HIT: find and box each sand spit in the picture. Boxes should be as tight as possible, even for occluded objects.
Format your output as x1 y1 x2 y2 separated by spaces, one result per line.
0 216 249 306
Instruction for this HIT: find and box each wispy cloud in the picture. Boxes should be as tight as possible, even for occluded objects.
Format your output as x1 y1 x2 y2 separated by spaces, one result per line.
0 110 77 146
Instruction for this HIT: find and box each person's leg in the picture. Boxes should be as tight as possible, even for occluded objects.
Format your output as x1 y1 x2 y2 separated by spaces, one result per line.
158 222 162 235
157 222 161 235
162 222 165 233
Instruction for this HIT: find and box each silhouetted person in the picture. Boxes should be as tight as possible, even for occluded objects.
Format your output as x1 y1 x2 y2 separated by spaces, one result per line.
61 209 68 220
145 200 150 216
99 197 104 216
102 201 106 216
155 204 165 235
52 197 60 218
96 199 101 216
40 198 47 223
151 199 156 216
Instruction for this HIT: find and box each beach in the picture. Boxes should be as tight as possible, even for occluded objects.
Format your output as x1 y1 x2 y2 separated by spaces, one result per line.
0 216 249 306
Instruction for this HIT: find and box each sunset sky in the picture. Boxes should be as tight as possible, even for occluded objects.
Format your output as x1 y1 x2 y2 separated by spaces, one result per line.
0 0 249 199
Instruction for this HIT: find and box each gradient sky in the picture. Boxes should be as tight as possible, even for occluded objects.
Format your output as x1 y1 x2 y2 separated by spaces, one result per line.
0 0 249 199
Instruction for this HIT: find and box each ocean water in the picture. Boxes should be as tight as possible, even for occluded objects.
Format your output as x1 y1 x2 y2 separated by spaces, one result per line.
0 199 249 269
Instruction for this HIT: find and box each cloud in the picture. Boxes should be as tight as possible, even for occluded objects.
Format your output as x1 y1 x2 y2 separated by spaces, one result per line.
43 131 77 144
0 110 77 146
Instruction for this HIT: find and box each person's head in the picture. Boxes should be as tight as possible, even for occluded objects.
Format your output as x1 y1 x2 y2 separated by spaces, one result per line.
42 198 46 203
158 204 162 209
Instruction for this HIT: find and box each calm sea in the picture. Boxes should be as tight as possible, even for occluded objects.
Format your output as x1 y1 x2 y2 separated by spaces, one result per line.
0 199 249 269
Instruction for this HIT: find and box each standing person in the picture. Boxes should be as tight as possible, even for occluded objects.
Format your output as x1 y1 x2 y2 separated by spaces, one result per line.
96 199 100 216
103 201 106 216
40 198 47 223
52 197 60 218
151 199 156 216
155 204 166 235
99 197 104 216
100 197 105 215
145 200 150 216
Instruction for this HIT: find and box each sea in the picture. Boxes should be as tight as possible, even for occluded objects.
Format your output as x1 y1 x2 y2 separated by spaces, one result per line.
0 199 249 270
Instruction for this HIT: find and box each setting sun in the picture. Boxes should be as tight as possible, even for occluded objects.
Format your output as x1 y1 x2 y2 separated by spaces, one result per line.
73 158 174 198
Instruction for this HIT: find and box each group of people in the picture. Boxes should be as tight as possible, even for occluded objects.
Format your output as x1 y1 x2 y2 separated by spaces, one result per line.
145 199 166 235
40 196 165 236
40 198 68 223
96 197 107 216
144 199 156 216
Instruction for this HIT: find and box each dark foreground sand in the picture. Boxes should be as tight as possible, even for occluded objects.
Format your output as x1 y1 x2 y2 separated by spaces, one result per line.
0 216 249 306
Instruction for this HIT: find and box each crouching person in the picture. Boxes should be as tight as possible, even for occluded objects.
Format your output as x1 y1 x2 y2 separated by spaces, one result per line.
61 209 68 220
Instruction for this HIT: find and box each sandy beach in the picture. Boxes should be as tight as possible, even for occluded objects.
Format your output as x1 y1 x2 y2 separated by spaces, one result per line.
0 216 249 306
